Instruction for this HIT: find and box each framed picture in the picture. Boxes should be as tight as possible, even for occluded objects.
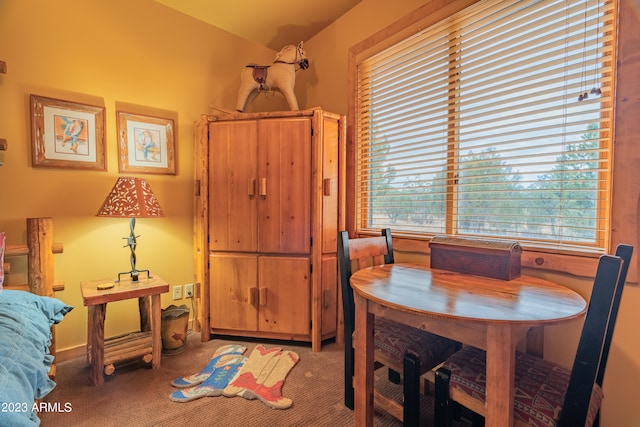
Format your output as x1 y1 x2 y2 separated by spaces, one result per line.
116 111 176 175
30 95 106 170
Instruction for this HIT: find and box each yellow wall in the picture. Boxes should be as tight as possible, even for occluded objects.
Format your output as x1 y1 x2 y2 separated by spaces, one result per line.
0 0 284 350
304 1 640 426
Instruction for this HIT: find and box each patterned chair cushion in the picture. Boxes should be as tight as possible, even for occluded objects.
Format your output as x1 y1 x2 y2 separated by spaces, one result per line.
374 317 458 372
443 346 603 427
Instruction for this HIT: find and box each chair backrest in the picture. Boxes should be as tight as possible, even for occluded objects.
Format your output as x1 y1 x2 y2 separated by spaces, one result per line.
596 244 633 386
558 250 628 426
338 229 394 340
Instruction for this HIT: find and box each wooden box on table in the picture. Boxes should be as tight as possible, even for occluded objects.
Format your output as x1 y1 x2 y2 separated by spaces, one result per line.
429 235 522 280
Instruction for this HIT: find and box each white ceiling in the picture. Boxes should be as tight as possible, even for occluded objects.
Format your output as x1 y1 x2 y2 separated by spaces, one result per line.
154 0 363 51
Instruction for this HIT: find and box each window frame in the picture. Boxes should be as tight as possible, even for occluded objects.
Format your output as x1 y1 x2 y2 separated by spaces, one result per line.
346 0 630 280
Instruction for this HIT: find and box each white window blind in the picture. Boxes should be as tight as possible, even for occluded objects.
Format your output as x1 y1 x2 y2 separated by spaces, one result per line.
356 0 616 252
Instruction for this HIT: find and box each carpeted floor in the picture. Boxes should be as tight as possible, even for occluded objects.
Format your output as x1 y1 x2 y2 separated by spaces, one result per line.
39 334 471 426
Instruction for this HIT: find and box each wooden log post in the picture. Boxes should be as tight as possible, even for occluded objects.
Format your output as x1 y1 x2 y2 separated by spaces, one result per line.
26 217 55 298
26 217 60 366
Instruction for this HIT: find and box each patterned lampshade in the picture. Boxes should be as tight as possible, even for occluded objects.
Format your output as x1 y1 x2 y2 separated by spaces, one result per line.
96 177 164 218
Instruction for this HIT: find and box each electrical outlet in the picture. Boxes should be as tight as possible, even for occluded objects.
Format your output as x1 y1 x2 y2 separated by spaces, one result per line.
172 285 182 300
184 283 194 298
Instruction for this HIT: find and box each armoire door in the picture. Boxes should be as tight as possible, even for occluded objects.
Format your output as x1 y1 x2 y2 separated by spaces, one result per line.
209 253 258 331
258 256 311 336
209 121 258 252
257 118 311 254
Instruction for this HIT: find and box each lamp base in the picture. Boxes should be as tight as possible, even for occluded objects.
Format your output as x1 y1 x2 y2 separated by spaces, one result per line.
118 269 152 283
117 217 153 283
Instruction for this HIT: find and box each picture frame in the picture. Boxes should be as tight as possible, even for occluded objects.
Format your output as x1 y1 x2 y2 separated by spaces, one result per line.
30 95 106 170
116 111 176 175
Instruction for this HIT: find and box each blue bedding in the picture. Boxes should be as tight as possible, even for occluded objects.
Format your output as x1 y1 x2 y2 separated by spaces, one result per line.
0 290 72 426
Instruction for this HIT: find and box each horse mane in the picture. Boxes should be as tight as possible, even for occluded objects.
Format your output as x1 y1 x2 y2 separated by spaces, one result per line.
274 45 295 62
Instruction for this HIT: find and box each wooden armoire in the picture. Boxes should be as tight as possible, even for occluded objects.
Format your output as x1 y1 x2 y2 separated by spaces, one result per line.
194 109 345 351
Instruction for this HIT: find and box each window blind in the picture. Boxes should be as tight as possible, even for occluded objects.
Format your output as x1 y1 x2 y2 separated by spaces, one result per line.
356 0 616 252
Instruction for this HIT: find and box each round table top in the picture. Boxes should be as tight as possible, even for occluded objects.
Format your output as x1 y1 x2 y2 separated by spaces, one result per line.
350 263 587 325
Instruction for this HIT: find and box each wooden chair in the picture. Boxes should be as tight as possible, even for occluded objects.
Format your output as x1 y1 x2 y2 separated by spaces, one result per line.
433 244 633 427
338 229 460 426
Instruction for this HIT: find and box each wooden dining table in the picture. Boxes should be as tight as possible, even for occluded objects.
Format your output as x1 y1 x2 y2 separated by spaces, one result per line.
350 263 587 427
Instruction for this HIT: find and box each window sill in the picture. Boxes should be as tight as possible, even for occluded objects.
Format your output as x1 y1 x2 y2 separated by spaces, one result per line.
384 235 603 280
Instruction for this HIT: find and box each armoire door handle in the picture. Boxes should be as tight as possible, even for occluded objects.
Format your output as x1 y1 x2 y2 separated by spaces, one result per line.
259 178 267 197
248 287 258 306
248 178 256 197
323 178 332 196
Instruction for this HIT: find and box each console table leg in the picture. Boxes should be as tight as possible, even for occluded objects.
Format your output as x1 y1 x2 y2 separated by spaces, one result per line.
151 294 161 369
139 295 151 332
88 303 106 386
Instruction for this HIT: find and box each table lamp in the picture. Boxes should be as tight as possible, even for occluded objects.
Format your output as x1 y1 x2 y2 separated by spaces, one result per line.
96 177 164 282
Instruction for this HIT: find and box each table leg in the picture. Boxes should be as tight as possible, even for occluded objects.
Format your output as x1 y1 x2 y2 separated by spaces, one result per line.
139 295 151 332
151 294 161 369
526 326 544 357
485 325 515 427
354 292 374 427
88 304 106 386
86 311 91 367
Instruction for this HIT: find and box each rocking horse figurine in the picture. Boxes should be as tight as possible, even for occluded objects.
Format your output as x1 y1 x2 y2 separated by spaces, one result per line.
236 42 309 112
